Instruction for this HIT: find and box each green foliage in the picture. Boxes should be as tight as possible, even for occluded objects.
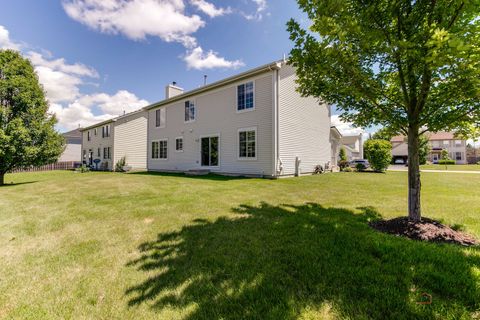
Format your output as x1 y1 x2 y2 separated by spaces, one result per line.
419 134 431 165
372 127 398 141
115 156 127 172
439 159 456 165
355 163 366 172
339 160 350 171
441 149 450 160
339 147 347 161
76 165 90 173
364 140 392 172
0 50 64 184
343 166 353 172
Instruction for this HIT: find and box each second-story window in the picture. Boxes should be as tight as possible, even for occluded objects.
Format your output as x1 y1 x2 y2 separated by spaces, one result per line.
237 81 254 111
87 131 91 141
155 108 166 128
185 100 195 122
455 140 462 146
102 125 111 138
94 128 97 136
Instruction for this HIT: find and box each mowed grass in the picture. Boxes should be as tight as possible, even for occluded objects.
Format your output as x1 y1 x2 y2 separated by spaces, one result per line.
1 170 479 320
421 164 480 171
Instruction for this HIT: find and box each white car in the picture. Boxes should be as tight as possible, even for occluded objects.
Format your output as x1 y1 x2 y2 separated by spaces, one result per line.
350 159 370 169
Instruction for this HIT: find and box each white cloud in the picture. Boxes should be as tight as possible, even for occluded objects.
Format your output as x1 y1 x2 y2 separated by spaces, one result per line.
62 0 205 48
190 0 231 18
0 25 20 50
243 0 268 21
0 24 149 132
331 115 364 136
50 90 149 130
184 46 244 70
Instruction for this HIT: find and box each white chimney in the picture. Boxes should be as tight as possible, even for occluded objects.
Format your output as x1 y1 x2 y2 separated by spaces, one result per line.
165 82 184 99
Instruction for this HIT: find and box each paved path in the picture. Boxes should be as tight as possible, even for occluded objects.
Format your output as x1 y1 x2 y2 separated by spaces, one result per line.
389 166 480 174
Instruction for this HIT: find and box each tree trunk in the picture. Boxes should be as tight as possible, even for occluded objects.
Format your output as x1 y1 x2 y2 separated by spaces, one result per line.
0 172 4 186
407 127 421 221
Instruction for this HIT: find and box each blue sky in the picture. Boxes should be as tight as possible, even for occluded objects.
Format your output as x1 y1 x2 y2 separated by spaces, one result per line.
0 0 362 135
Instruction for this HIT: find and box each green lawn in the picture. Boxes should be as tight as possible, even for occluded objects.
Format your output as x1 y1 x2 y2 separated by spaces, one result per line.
421 164 480 171
1 171 479 320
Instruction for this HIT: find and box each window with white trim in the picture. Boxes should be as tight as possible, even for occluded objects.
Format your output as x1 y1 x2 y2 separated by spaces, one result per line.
239 128 256 159
103 147 111 159
152 140 168 159
155 108 166 128
184 101 195 122
237 82 254 111
176 137 183 152
87 131 91 141
443 140 450 146
94 128 97 136
455 152 463 161
102 125 111 138
455 140 462 146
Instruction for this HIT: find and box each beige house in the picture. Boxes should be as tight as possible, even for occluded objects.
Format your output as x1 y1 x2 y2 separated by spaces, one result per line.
80 110 148 170
391 131 467 164
329 128 364 165
145 61 332 178
59 129 82 162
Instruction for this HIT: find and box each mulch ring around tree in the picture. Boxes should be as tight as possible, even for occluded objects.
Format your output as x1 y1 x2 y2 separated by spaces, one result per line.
370 217 478 247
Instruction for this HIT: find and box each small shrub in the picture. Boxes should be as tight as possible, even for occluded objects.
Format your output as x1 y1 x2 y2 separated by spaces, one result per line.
115 156 127 172
339 147 347 162
356 163 366 172
314 164 324 174
339 160 349 171
76 165 90 173
343 166 353 172
477 161 480 165
364 139 392 172
451 223 466 232
438 159 456 165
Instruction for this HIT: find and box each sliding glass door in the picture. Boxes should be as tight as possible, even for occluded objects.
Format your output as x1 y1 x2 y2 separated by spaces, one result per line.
201 136 219 167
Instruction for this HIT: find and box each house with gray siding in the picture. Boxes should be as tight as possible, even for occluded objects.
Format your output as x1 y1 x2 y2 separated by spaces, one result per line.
80 109 148 170
145 61 332 178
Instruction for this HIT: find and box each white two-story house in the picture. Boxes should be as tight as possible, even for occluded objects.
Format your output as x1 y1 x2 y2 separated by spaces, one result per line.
146 61 332 178
81 109 148 170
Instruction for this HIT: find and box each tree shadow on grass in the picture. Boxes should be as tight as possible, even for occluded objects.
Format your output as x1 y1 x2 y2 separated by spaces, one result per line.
125 203 480 319
0 181 38 187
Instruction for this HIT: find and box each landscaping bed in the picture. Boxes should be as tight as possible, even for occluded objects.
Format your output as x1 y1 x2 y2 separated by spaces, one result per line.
370 217 478 246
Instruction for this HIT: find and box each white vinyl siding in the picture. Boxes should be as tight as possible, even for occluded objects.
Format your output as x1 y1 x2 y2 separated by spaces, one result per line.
113 111 148 170
278 64 331 176
147 73 274 176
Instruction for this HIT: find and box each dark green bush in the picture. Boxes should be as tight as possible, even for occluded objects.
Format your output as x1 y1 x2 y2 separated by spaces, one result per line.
438 159 456 165
356 163 366 171
364 139 392 172
339 160 350 171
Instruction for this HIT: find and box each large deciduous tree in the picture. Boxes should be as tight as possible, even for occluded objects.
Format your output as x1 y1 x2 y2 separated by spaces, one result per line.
0 50 64 185
288 0 480 221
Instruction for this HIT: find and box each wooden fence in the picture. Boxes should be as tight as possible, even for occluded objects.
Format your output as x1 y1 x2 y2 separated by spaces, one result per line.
9 161 80 173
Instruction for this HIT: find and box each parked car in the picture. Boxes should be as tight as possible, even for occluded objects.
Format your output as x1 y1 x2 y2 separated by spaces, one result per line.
349 159 370 169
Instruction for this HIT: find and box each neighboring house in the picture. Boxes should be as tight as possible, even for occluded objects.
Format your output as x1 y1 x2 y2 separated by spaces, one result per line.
391 131 467 164
330 128 364 165
145 61 332 178
59 128 82 162
80 109 148 170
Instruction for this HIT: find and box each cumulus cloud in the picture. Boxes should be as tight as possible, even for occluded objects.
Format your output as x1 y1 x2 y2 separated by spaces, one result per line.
62 0 244 69
243 0 268 21
331 115 364 136
51 91 149 130
190 0 231 18
62 0 204 48
184 46 244 70
1 24 149 131
0 25 20 50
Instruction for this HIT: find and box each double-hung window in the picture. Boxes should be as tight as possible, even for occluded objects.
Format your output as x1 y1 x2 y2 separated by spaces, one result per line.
155 108 166 128
102 125 111 138
97 148 101 157
455 140 462 147
103 147 111 160
456 152 463 161
94 128 97 136
176 137 183 152
152 140 168 159
185 101 195 122
87 131 91 141
239 128 257 159
237 82 254 111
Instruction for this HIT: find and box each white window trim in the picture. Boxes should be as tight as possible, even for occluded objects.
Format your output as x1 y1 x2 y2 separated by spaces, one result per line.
175 136 184 152
236 81 255 114
238 127 257 161
151 139 168 160
199 134 220 168
155 108 166 129
184 99 196 124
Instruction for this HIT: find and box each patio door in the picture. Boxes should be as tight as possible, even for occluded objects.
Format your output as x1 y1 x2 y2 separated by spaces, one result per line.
201 136 219 167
